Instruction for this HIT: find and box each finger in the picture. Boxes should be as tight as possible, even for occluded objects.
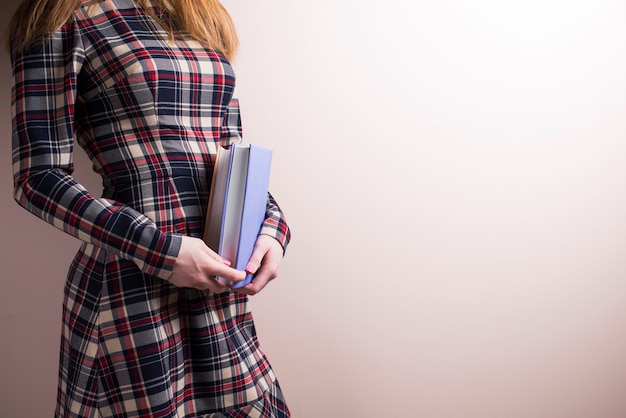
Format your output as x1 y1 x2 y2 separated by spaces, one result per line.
233 285 259 296
245 258 262 276
234 276 264 295
236 260 278 296
211 263 247 283
195 239 246 282
245 244 266 275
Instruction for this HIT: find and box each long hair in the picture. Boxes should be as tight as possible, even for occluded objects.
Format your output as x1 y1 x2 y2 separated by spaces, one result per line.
5 0 239 60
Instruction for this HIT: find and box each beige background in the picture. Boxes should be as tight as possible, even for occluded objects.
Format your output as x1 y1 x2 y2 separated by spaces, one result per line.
2 0 626 417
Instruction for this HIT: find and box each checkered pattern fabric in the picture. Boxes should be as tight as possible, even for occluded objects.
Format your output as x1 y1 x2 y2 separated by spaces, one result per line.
11 1 291 416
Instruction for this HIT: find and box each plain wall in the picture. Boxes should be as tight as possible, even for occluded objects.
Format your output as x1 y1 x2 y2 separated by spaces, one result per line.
3 0 626 417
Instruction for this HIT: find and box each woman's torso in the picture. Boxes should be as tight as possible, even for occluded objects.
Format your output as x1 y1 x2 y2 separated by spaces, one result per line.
74 0 236 236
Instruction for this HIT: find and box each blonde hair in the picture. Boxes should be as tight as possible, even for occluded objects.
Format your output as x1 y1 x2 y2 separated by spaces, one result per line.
6 0 239 60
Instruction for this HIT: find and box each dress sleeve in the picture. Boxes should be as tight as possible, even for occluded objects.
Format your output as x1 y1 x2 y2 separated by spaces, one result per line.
11 19 181 281
220 97 292 252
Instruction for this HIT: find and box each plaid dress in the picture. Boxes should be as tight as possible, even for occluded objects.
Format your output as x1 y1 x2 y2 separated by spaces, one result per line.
11 1 291 417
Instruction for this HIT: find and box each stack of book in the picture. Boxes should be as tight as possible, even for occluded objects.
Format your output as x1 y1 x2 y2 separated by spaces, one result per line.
203 143 272 288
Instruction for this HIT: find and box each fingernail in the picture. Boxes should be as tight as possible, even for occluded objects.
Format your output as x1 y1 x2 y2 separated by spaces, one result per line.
222 259 231 266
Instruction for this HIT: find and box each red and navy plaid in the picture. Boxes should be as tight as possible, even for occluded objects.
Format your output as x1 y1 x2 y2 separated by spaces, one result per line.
11 0 291 416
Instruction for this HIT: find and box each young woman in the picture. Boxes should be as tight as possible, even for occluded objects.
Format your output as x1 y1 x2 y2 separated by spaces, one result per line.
8 0 291 416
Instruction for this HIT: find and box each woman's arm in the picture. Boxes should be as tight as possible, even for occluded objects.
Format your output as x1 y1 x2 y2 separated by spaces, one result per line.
11 18 181 281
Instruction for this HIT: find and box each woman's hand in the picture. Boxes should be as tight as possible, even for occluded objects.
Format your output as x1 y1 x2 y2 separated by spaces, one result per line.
235 234 285 296
168 236 247 293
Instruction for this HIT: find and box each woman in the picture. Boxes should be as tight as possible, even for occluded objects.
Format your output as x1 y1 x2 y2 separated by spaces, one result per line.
8 0 291 416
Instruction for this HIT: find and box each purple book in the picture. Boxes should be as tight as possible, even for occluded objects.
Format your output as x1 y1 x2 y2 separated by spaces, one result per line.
204 143 272 287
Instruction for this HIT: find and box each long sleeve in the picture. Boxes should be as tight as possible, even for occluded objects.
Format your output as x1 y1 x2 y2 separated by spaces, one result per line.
220 97 291 251
11 18 181 280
